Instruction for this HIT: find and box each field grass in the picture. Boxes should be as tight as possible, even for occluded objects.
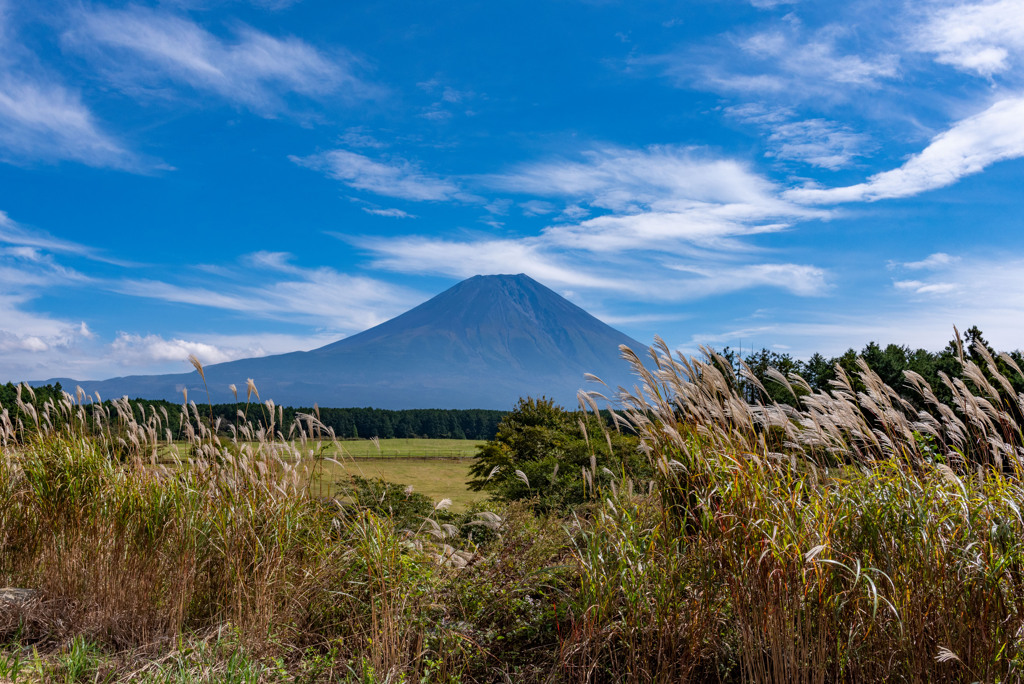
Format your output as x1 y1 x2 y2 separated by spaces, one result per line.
307 457 486 511
156 438 486 509
10 337 1024 680
330 438 483 459
156 438 482 463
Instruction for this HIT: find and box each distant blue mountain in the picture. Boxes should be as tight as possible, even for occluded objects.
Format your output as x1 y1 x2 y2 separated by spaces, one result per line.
39 274 647 409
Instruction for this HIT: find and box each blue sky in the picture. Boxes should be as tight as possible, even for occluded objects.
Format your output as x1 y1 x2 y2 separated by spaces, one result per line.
2 0 1024 382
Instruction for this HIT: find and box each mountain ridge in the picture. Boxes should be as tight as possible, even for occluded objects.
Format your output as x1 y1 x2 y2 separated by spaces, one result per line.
34 274 647 410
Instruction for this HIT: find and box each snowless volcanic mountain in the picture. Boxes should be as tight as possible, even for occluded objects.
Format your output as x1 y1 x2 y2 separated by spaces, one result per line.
47 274 647 410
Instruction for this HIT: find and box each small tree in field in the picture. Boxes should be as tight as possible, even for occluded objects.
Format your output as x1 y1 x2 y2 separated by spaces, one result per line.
467 396 645 513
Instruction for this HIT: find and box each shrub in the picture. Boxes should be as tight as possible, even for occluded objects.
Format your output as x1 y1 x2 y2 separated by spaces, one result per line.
467 397 649 513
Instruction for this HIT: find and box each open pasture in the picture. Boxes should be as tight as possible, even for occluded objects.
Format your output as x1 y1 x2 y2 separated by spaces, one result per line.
310 457 486 511
329 437 483 459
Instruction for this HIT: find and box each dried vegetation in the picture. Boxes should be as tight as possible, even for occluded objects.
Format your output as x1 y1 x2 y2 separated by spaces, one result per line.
3 330 1024 681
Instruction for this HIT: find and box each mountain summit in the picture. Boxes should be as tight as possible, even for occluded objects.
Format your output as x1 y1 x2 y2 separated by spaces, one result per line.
51 274 646 409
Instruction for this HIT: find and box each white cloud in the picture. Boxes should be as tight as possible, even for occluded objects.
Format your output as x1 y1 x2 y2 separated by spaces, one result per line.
663 25 899 101
0 292 98 381
65 6 372 115
543 210 790 254
519 200 556 216
116 252 425 332
0 211 133 264
163 0 305 9
727 105 874 169
0 295 89 354
915 0 1024 77
684 254 1024 360
338 128 387 148
0 76 136 168
900 252 960 270
362 207 415 218
768 119 872 169
0 220 92 290
749 0 799 7
489 145 797 210
0 4 136 169
107 330 334 368
663 262 828 298
893 279 958 294
360 233 829 301
737 28 899 87
356 144 832 302
359 236 632 292
292 149 470 202
787 95 1024 203
110 333 241 366
489 146 827 252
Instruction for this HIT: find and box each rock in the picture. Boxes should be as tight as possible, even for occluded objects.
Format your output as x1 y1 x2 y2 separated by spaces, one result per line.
0 588 37 606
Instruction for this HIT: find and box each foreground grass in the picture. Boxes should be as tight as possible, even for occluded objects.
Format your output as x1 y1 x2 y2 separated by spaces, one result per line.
5 430 1024 681
6 335 1024 681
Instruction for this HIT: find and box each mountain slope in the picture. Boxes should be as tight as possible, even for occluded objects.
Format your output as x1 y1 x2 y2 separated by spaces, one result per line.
42 274 647 409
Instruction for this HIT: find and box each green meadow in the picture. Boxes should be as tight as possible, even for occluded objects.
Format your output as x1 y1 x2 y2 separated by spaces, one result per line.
330 438 483 460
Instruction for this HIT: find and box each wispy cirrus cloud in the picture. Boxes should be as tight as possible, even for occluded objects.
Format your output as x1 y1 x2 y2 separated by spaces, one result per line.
0 294 93 358
358 236 631 292
359 234 828 301
163 0 305 9
786 94 1024 203
0 212 97 378
898 252 960 270
0 76 137 168
0 221 420 378
0 1 138 169
0 211 135 265
488 146 794 209
486 145 827 253
355 145 831 301
680 252 1024 359
64 5 375 116
117 250 425 332
649 23 899 101
292 149 478 202
728 104 874 170
362 207 415 218
0 213 94 289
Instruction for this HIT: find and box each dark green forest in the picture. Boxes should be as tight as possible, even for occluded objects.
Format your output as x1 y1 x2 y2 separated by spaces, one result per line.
0 383 505 441
722 325 1017 408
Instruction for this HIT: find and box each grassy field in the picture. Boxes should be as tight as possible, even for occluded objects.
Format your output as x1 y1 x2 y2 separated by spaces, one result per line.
307 457 486 511
330 438 483 459
158 438 486 509
288 438 486 511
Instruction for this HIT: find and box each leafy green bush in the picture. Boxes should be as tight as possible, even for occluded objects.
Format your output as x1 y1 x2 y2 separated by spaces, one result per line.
467 397 649 513
332 474 458 532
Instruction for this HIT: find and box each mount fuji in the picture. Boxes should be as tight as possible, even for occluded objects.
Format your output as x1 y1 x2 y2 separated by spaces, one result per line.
41 274 647 409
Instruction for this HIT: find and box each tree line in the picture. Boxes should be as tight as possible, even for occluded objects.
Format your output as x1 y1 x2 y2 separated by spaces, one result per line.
0 385 507 441
726 325 1020 410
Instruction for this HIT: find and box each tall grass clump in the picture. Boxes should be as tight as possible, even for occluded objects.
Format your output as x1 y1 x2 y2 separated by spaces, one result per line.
0 382 479 681
562 331 1024 681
